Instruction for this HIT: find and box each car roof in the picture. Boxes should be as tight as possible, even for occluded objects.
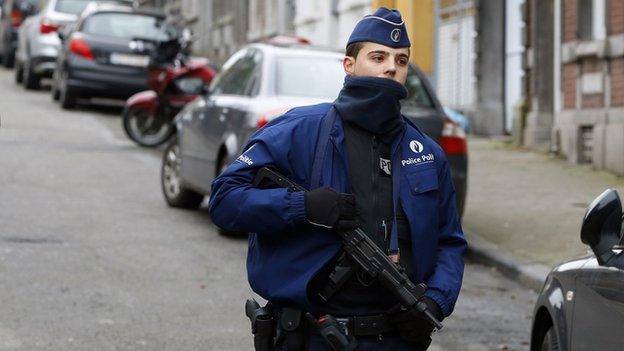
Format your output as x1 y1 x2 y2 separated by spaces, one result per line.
246 43 344 59
80 1 164 19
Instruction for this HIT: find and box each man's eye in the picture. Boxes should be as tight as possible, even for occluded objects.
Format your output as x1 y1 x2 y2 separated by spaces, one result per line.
372 56 383 62
397 58 408 66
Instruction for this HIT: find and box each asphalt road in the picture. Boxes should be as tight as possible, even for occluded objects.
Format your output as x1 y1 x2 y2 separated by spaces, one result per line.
0 69 537 351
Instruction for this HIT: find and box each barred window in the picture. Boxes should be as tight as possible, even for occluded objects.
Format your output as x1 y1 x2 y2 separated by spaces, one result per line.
577 0 593 40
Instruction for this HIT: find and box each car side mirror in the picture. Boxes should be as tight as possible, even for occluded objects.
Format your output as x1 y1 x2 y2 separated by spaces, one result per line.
581 189 623 265
58 31 66 41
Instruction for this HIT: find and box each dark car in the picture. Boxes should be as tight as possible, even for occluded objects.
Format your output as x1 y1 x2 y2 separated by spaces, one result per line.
52 2 166 109
160 42 468 223
0 0 39 68
530 189 624 351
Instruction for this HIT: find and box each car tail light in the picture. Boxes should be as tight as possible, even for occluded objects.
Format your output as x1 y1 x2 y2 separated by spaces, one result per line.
10 9 23 27
256 115 268 129
256 107 291 129
440 119 467 155
69 36 94 61
40 19 60 34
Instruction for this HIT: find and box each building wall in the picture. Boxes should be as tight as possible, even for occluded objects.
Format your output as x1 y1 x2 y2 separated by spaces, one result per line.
523 0 555 150
248 0 296 42
552 0 624 174
294 0 370 50
207 1 249 66
505 0 525 133
138 0 213 58
474 0 505 135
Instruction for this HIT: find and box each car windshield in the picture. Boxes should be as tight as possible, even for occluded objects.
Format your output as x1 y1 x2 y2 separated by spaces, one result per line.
54 0 91 15
82 12 165 41
276 55 344 100
403 68 435 109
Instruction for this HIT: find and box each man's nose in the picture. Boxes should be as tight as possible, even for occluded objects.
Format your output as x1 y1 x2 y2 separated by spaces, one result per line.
384 60 397 77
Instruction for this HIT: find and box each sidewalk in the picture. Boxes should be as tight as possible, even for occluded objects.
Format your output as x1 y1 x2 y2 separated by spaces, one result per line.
462 137 624 290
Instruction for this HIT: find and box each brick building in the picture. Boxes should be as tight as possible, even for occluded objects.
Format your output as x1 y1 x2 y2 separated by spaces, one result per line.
523 0 624 174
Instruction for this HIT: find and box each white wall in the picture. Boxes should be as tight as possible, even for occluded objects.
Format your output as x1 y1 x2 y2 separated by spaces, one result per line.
335 0 371 49
294 1 333 47
505 0 525 133
294 0 370 50
248 0 279 41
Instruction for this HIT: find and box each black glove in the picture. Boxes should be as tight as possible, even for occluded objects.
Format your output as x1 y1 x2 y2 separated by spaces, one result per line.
304 187 358 230
387 297 443 348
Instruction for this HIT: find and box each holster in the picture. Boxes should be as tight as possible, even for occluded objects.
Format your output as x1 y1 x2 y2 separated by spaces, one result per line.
245 299 276 351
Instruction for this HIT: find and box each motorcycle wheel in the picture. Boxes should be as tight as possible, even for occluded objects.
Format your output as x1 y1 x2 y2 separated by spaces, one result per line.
122 106 175 147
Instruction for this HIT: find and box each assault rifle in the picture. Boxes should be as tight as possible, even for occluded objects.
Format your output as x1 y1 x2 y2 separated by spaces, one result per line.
252 167 443 331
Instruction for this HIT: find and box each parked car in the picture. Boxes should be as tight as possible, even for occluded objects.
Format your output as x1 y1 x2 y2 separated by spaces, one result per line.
52 2 165 109
0 0 38 68
160 42 468 224
530 189 624 351
15 0 94 89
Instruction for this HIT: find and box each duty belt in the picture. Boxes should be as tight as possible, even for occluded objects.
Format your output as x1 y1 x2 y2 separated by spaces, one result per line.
316 314 394 337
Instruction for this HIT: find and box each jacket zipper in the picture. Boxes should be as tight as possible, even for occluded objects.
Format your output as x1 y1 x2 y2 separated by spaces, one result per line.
371 135 381 248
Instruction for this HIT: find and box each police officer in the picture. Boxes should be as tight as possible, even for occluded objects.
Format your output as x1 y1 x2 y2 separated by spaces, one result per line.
209 7 466 351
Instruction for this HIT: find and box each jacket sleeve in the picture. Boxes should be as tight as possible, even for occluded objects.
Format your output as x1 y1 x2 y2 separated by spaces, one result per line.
423 154 467 318
208 127 307 233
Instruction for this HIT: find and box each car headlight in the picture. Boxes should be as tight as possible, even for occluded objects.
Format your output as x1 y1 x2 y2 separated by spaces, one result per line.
174 77 204 94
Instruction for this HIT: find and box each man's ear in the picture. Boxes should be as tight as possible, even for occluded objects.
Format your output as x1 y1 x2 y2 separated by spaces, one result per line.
343 56 355 75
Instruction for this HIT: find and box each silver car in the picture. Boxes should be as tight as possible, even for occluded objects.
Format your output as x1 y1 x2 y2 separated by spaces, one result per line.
14 0 93 89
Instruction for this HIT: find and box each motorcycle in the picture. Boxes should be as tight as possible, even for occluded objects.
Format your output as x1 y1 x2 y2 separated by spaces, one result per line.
122 28 216 147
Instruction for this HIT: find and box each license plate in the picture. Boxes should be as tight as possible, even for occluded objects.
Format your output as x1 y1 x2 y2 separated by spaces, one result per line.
109 53 149 67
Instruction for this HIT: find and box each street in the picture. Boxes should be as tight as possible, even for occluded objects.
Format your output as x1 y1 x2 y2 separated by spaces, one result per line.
0 69 536 350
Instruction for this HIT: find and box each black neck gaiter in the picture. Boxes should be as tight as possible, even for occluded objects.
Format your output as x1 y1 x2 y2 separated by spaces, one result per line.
333 75 407 140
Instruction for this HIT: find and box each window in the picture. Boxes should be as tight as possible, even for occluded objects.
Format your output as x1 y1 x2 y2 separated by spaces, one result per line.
210 50 262 96
55 0 93 15
403 67 435 109
82 12 166 41
579 125 593 164
577 0 593 40
275 55 344 99
577 0 606 40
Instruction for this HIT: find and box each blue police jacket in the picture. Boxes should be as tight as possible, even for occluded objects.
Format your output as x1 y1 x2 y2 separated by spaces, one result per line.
209 103 467 318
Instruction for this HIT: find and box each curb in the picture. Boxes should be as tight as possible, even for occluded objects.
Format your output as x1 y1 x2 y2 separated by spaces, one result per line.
465 232 551 292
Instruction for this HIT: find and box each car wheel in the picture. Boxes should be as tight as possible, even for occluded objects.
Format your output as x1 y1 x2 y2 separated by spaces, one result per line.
59 70 77 109
14 61 23 84
161 136 204 209
23 58 40 90
539 326 560 351
51 69 60 101
3 49 15 68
